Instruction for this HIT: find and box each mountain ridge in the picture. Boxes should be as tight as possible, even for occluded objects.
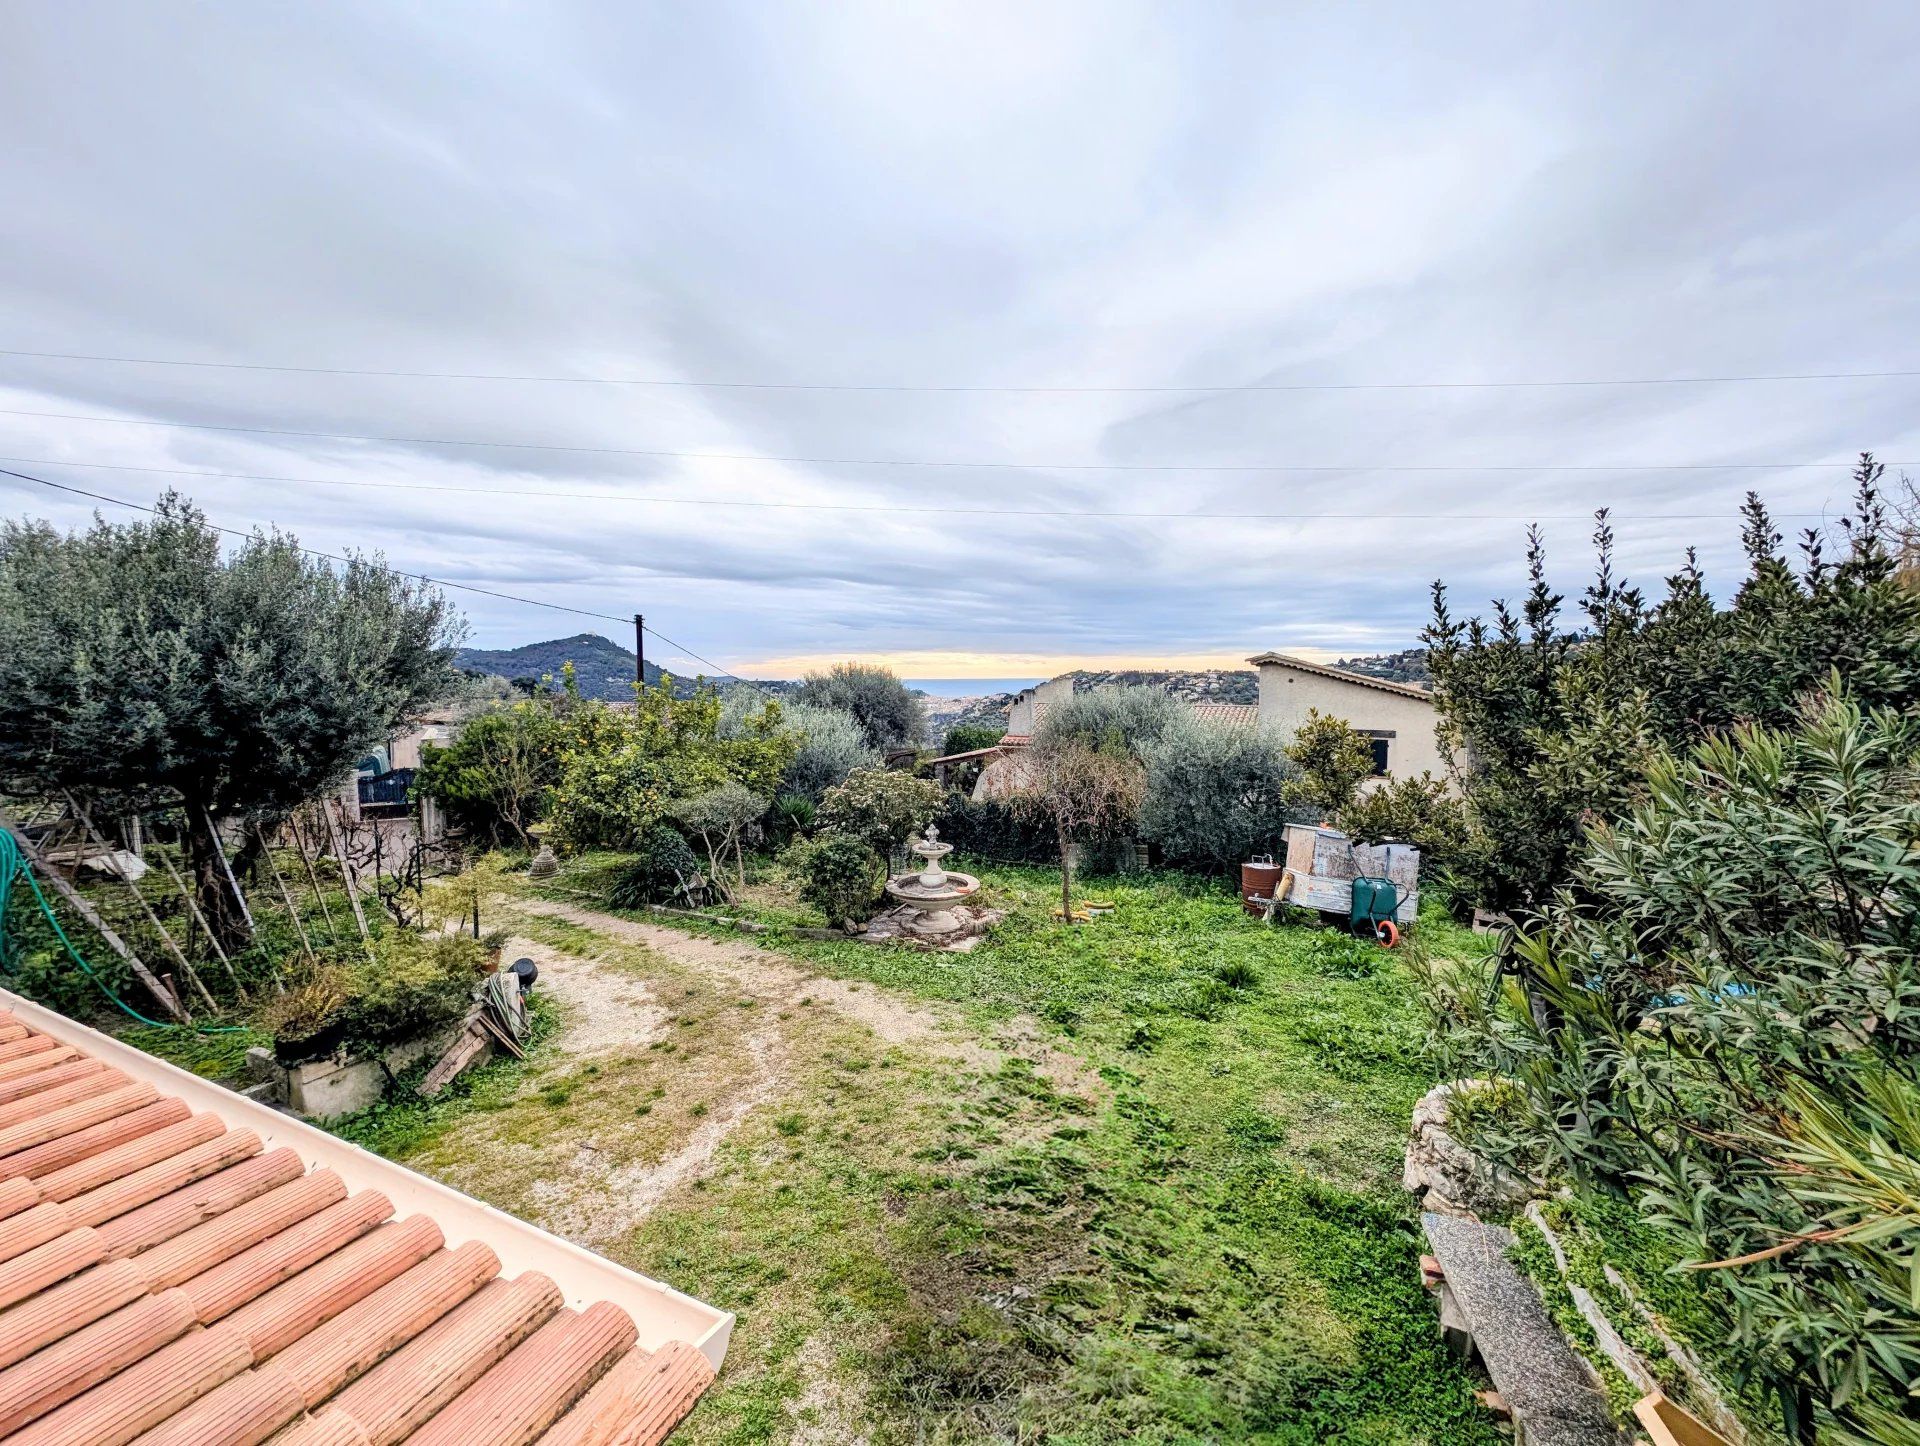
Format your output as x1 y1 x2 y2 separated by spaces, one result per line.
454 632 776 700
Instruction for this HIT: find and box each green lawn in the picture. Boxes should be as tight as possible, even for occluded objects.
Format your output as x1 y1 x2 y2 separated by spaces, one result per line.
412 860 1504 1445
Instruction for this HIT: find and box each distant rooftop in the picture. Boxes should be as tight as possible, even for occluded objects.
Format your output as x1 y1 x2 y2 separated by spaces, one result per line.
0 988 727 1445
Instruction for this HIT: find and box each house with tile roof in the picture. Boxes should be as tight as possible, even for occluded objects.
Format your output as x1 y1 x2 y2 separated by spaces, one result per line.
0 987 727 1445
1245 651 1442 780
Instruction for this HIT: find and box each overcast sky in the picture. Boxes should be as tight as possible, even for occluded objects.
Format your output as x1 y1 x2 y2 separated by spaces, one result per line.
3 3 1917 681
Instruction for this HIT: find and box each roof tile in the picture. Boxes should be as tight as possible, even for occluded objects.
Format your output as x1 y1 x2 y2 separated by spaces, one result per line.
0 1287 196 1434
0 1229 106 1314
0 1096 187 1182
220 1216 443 1362
32 1112 227 1203
133 1169 346 1289
325 1271 562 1443
99 1149 307 1260
272 1241 501 1408
407 1298 636 1446
0 1259 147 1371
181 1190 393 1325
0 999 722 1443
6 1318 253 1446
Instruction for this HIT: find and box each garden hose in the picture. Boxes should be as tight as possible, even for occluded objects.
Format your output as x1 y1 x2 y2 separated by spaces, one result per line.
0 827 247 1034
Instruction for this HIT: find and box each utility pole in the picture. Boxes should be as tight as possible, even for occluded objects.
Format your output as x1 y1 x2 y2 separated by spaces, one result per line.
634 613 645 693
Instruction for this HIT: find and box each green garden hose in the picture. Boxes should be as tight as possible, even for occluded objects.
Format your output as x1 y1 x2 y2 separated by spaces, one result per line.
0 827 246 1033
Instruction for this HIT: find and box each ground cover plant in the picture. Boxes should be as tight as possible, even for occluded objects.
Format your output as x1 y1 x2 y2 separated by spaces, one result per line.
382 854 1514 1444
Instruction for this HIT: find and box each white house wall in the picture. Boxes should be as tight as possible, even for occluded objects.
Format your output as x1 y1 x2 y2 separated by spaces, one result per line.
1253 662 1445 780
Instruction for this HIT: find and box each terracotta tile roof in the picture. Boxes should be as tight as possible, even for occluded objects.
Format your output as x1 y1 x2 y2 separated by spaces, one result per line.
0 993 728 1446
1187 702 1259 727
1245 651 1435 702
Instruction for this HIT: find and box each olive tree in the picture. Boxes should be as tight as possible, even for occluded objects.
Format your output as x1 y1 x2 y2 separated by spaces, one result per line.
672 781 767 899
795 662 925 750
0 493 460 949
1139 715 1298 871
774 701 879 802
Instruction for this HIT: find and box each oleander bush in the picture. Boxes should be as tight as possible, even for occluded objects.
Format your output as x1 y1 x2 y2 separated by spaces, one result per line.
1420 688 1920 1442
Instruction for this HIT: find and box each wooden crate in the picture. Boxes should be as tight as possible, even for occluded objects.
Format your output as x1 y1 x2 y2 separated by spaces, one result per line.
1280 824 1420 925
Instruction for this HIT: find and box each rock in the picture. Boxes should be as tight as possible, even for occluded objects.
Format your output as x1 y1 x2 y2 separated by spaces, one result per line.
1404 1079 1534 1219
527 843 559 879
1422 1212 1620 1446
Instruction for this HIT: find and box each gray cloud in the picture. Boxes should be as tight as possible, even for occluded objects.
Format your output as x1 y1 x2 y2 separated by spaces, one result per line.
1 1 1917 675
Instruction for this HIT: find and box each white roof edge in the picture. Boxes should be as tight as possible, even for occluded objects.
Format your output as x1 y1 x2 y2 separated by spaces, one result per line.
1244 652 1434 702
0 987 734 1371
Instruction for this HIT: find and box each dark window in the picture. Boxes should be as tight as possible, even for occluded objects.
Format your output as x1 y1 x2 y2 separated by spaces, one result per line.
1369 737 1389 776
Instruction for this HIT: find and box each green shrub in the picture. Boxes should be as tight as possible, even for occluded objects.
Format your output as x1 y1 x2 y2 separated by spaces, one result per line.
1425 464 1920 916
609 825 699 909
934 793 1056 864
787 833 884 928
817 768 943 861
1139 714 1300 871
1335 771 1465 884
340 930 482 1050
549 679 793 851
941 723 1004 755
769 793 817 846
1422 688 1920 1439
414 701 563 846
264 929 480 1061
1282 710 1375 821
259 974 352 1060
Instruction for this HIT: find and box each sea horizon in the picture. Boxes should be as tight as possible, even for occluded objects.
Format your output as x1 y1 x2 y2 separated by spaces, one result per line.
904 677 1045 697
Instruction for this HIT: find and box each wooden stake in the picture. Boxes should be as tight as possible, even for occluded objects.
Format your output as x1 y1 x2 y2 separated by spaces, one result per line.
323 798 375 958
289 809 341 947
65 794 216 1016
0 810 186 1022
149 834 246 1002
256 822 318 971
195 803 256 939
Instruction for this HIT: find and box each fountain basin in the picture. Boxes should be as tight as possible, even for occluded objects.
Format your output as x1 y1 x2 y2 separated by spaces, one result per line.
882 825 981 937
883 870 981 936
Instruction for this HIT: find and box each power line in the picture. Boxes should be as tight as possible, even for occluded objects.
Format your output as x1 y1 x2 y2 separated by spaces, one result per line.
3 345 1917 393
0 465 630 623
1 463 767 687
0 453 1845 522
0 405 1901 474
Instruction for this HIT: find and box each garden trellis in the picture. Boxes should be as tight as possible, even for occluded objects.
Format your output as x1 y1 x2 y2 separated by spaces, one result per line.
0 789 449 1028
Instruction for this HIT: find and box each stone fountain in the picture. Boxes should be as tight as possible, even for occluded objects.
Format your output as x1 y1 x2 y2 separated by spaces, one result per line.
882 825 981 938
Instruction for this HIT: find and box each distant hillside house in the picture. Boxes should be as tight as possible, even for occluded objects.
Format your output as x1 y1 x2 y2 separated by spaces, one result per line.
950 654 1439 801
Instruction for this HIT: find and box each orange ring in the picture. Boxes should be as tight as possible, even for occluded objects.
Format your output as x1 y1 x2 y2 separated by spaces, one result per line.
1375 920 1400 948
